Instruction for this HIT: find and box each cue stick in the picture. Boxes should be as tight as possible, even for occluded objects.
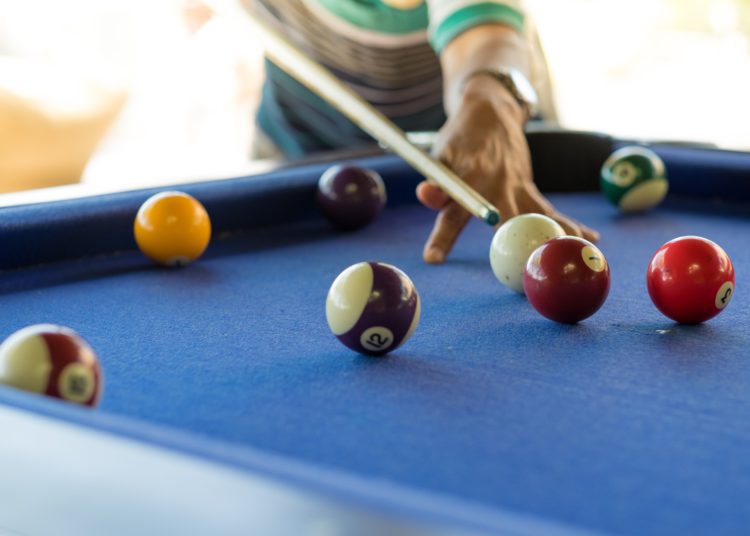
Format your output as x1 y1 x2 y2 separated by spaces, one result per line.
208 0 501 226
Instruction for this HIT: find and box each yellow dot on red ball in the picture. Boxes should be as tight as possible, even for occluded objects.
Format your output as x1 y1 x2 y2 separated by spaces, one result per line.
134 191 211 267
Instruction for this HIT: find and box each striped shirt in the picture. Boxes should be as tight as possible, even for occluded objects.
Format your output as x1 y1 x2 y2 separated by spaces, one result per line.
246 1 527 157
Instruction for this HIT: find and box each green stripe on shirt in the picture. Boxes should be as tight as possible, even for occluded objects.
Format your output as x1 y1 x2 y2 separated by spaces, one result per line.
430 2 524 53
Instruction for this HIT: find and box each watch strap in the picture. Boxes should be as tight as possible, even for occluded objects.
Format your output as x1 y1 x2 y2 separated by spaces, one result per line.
464 67 539 120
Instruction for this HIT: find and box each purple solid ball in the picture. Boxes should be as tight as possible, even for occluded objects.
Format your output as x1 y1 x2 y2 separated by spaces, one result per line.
316 165 387 230
326 262 420 356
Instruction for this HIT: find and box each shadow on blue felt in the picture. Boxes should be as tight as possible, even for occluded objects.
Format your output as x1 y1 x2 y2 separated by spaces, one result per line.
439 258 493 272
607 320 739 373
0 252 224 296
209 219 337 257
0 253 145 295
621 321 714 338
208 200 438 257
647 322 720 351
341 351 469 387
609 210 674 224
0 217 361 296
133 263 222 288
662 198 750 218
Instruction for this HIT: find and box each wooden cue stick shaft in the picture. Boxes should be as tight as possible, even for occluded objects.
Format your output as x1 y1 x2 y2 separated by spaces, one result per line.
214 0 501 226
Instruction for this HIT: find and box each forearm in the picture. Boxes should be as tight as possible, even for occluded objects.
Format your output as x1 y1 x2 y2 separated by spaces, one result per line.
440 23 528 117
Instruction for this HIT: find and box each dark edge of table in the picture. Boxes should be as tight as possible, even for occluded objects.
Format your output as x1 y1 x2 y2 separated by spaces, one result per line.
1 130 748 271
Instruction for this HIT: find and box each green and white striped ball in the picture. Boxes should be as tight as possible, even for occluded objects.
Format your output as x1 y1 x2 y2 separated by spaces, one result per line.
600 146 668 213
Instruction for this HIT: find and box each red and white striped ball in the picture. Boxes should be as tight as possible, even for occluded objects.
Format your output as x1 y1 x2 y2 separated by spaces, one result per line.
0 324 103 407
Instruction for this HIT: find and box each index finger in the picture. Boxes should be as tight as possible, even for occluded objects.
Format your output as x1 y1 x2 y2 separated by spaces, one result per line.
423 202 472 264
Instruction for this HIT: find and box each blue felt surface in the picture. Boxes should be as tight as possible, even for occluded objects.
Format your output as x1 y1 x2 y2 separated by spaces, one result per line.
0 184 749 535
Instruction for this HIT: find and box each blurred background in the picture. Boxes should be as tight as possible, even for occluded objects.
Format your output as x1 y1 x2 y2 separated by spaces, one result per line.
0 0 748 199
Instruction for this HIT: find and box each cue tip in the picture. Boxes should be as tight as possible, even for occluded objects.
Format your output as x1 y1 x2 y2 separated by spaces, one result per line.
484 208 501 226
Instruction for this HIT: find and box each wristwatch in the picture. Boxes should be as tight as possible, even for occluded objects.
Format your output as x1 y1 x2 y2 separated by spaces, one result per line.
465 67 539 120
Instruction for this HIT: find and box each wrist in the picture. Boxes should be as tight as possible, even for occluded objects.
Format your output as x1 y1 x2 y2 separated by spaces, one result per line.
460 74 526 125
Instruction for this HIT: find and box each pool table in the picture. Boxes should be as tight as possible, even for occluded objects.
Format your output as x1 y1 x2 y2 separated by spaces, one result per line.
1 130 749 536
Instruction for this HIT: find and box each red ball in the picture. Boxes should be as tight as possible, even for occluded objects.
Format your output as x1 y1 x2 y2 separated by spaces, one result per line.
647 236 734 324
524 237 611 323
0 324 103 407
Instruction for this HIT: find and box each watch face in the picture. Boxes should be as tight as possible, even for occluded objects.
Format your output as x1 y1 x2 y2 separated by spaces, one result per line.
508 69 538 109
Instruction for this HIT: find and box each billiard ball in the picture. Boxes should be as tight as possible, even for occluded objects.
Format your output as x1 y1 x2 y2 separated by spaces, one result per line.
326 262 420 356
600 146 668 212
134 191 211 267
317 165 387 230
0 324 102 407
524 237 611 323
489 213 566 293
647 236 734 324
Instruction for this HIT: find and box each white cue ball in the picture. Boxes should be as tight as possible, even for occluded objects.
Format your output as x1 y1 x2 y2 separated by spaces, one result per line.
489 213 566 293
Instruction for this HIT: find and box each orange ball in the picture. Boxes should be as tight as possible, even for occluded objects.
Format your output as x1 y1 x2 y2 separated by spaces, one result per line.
134 191 211 267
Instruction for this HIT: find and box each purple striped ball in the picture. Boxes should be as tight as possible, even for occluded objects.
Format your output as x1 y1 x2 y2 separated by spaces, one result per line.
326 262 420 356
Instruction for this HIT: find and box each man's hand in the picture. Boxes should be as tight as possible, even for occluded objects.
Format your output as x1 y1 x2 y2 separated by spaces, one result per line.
417 75 598 264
